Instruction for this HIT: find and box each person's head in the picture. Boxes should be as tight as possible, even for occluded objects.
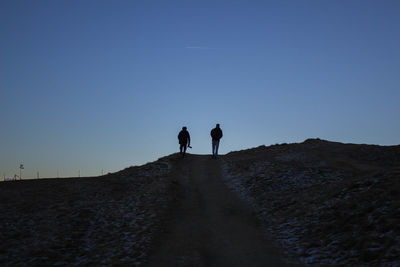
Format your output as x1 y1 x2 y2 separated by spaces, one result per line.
216 123 220 128
182 126 187 131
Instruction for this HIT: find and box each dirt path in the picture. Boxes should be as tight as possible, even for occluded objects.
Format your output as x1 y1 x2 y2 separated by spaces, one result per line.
146 155 287 267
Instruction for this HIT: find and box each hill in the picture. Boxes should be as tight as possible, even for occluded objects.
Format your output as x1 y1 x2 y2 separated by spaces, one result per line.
223 138 400 265
0 139 399 266
0 159 174 265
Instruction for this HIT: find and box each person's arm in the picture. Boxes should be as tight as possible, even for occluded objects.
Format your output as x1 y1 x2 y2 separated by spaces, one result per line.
187 133 191 146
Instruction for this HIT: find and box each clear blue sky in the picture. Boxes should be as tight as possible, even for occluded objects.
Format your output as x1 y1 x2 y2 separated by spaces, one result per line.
1 0 399 178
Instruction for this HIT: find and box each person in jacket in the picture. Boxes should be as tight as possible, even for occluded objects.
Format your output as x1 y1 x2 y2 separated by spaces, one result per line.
210 124 223 157
178 126 191 157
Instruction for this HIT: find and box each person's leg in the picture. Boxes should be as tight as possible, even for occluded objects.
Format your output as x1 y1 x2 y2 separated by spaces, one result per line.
183 144 187 154
215 140 220 155
180 144 183 154
212 140 216 156
180 143 186 157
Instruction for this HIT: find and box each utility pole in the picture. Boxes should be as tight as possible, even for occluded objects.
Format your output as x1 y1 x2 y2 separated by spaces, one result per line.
101 169 104 176
3 173 5 181
37 171 39 179
19 164 24 180
78 170 80 177
57 170 59 178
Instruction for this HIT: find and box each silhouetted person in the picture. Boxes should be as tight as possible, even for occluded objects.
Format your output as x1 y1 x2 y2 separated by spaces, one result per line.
178 126 191 157
210 123 223 157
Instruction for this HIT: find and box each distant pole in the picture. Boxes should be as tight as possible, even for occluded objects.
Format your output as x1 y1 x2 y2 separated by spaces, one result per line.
19 164 24 180
57 170 59 178
37 171 39 179
3 173 5 181
78 170 80 177
101 169 104 176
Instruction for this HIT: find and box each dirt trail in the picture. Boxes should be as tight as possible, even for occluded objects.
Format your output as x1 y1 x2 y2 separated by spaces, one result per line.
146 155 287 267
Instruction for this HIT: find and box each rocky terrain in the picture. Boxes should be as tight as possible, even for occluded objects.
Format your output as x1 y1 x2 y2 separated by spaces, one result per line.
1 139 399 266
223 139 400 266
0 158 174 266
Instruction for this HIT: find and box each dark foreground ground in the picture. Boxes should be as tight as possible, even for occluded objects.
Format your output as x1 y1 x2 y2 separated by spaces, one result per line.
1 139 399 266
0 160 173 265
146 155 288 267
222 139 400 265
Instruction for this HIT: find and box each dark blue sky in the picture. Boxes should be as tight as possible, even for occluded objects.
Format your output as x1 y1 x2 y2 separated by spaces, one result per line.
1 0 399 178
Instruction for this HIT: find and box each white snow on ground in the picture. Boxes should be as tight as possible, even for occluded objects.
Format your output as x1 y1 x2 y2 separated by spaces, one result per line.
3 177 17 181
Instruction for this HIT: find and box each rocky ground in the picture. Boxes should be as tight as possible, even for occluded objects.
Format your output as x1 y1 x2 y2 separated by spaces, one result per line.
222 139 400 266
0 158 174 266
1 139 399 266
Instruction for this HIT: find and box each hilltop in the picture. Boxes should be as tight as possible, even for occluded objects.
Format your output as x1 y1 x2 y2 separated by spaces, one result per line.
0 139 399 266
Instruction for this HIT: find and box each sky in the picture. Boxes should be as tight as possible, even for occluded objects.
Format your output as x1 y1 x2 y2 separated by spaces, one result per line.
1 0 399 179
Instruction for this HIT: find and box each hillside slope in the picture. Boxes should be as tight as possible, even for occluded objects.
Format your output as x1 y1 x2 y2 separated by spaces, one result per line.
0 159 174 265
222 139 400 265
1 139 399 266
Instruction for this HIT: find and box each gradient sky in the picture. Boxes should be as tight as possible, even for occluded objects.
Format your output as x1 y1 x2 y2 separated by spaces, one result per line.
1 0 399 178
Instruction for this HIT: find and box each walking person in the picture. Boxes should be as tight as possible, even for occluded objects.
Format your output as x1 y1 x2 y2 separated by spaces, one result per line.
178 126 191 157
210 123 223 158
